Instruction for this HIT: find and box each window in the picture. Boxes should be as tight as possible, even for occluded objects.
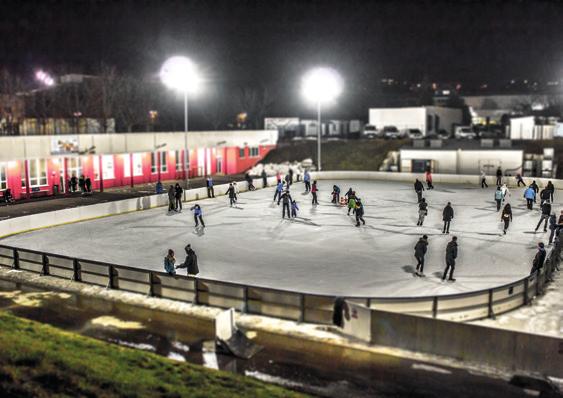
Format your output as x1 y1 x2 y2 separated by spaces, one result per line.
175 150 183 171
151 152 167 174
239 148 245 158
250 147 259 157
0 163 7 190
67 157 82 179
93 155 115 180
21 159 47 188
123 153 143 178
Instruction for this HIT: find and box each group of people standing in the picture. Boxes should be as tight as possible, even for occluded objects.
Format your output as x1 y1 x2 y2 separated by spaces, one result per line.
167 183 184 212
69 174 92 194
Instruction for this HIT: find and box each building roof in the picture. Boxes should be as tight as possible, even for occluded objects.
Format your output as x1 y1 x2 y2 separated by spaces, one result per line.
401 139 525 151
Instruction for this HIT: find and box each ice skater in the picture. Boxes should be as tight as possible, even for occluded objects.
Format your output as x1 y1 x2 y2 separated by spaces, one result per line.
425 168 434 190
535 200 551 233
501 203 512 235
261 169 268 188
530 180 539 202
548 213 559 245
347 192 356 215
311 180 319 205
530 242 546 275
546 181 555 203
168 185 176 212
245 173 255 191
414 178 425 203
414 235 428 276
233 181 240 202
540 188 550 206
206 176 215 198
190 204 205 227
331 185 341 204
281 190 293 219
355 198 366 227
480 170 488 188
524 186 536 210
291 200 299 218
288 168 294 185
175 244 199 276
273 180 283 203
442 236 458 282
500 183 510 202
164 249 176 275
174 183 183 212
496 166 503 186
227 183 236 207
417 198 428 226
303 170 311 193
516 173 526 187
494 186 503 211
442 202 454 234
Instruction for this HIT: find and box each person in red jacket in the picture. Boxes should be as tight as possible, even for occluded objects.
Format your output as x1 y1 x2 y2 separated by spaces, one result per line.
311 180 319 205
425 168 434 190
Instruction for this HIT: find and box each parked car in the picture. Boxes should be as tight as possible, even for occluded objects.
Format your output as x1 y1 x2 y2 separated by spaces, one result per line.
363 124 379 139
455 126 477 139
437 129 450 139
406 129 424 139
383 126 404 139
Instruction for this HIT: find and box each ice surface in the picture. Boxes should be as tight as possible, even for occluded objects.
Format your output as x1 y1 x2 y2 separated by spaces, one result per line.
1 179 554 297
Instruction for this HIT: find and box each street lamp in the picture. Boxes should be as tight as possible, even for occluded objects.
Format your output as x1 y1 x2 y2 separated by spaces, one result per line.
35 70 55 87
160 56 201 188
301 67 343 171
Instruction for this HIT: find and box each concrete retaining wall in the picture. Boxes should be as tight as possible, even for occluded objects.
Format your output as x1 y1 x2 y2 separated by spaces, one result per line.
370 307 563 377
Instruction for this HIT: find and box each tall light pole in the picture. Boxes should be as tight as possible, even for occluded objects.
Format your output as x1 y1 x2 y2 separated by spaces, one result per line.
301 67 343 171
160 56 201 188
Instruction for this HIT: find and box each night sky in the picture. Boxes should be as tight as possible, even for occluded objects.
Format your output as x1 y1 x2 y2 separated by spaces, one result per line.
1 0 562 122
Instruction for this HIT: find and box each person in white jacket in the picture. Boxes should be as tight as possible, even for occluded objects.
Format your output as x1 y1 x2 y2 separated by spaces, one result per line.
500 183 510 202
480 170 488 188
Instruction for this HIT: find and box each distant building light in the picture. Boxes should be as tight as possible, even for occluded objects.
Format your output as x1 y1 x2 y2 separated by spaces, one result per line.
510 80 515 84
442 90 450 95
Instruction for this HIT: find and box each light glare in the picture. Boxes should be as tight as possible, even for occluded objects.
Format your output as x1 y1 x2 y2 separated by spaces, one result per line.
301 67 343 104
159 56 200 94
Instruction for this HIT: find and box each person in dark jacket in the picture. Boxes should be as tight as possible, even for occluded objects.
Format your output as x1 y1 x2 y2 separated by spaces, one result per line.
168 185 176 212
417 198 428 226
245 173 255 191
190 204 205 227
174 183 183 212
226 183 236 207
539 189 551 206
442 236 458 282
331 185 341 204
176 244 199 275
414 179 424 203
281 190 293 219
442 202 454 234
355 198 366 226
70 174 78 192
530 180 539 202
546 181 555 203
535 201 551 232
501 203 512 235
311 181 319 205
85 176 92 193
414 235 428 276
496 166 503 186
516 173 526 187
261 170 268 188
548 213 558 244
288 168 294 185
530 242 546 275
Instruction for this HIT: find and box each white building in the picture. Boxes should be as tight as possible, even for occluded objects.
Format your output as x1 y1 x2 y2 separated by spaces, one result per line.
508 116 555 140
400 140 523 175
368 106 463 135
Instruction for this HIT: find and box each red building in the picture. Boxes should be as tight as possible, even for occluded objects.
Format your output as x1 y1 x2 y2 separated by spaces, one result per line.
0 130 277 200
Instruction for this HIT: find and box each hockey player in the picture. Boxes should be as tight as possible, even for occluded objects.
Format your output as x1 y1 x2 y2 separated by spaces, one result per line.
414 235 428 276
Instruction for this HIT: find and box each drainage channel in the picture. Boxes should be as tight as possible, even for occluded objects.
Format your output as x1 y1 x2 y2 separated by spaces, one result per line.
0 279 535 398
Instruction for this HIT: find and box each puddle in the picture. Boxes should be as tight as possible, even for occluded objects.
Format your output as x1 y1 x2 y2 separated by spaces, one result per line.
0 278 532 398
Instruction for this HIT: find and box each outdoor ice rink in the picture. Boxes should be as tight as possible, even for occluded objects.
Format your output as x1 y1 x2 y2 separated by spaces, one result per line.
2 179 555 297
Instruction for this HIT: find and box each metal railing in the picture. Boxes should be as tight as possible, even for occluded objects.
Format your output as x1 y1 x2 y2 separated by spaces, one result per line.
0 242 558 325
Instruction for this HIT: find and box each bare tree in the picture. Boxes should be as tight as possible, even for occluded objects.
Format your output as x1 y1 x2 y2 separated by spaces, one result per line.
234 84 274 129
113 76 155 132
